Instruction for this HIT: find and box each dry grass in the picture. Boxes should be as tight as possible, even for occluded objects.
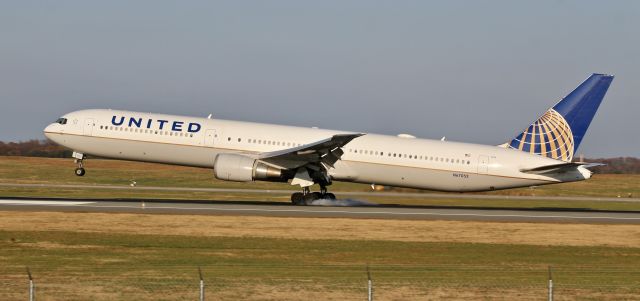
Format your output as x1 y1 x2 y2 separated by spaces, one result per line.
2 211 639 248
2 211 639 300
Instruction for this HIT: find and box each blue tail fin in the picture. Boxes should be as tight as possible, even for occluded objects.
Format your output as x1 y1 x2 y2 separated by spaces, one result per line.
504 74 614 162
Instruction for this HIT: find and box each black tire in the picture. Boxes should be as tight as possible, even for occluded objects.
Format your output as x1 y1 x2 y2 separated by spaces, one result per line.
325 193 336 200
302 192 321 205
291 192 304 205
75 168 86 177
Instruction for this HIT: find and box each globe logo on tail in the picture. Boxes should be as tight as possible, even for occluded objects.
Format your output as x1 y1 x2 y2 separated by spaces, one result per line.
507 109 574 162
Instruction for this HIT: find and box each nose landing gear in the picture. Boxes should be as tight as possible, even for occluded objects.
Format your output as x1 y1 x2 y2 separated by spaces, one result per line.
73 151 86 177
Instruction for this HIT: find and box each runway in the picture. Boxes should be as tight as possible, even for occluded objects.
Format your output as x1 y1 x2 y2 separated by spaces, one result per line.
1 183 639 202
1 198 639 224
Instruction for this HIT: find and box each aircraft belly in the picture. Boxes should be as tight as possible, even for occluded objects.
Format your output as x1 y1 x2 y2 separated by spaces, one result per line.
49 134 218 168
334 160 549 192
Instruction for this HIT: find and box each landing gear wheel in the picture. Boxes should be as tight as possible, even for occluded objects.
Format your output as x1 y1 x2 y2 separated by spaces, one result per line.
73 154 86 177
304 192 322 205
291 192 304 205
75 168 86 177
291 186 336 205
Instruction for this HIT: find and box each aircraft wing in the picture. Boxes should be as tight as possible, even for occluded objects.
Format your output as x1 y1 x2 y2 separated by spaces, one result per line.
255 133 364 169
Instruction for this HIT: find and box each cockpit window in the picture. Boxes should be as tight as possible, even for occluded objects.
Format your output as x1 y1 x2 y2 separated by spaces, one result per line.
55 118 67 125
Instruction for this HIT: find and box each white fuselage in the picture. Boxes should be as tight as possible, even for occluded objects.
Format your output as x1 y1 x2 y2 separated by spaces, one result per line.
44 109 591 192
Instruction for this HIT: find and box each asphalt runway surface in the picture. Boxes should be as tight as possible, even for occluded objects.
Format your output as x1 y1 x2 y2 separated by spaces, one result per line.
1 183 639 202
1 197 639 224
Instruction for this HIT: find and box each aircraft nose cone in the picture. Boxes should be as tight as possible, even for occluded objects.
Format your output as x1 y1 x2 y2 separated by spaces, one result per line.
43 124 56 138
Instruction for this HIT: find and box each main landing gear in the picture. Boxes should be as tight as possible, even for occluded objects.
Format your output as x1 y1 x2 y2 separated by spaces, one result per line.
290 186 336 205
73 152 86 177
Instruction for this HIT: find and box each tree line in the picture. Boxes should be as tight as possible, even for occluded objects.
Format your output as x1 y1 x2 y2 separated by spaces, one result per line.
1 140 638 174
585 157 640 174
0 140 72 158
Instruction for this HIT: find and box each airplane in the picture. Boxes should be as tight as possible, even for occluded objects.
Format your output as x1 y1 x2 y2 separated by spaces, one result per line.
44 73 614 205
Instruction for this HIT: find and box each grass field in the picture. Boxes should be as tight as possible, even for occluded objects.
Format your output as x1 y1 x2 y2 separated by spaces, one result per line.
1 212 639 301
1 156 639 210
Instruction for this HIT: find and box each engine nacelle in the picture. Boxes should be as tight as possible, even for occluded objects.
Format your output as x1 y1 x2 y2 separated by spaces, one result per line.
213 153 282 182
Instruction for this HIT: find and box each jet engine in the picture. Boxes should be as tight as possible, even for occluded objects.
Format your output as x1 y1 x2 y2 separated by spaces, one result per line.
213 153 284 182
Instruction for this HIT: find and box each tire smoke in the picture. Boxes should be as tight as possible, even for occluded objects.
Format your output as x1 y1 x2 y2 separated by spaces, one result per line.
309 198 378 207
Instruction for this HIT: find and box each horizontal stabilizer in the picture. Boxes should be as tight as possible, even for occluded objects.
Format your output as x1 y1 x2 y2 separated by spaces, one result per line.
520 162 604 174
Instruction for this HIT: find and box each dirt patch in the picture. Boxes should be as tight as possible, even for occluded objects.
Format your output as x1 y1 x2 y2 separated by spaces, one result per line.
1 211 638 248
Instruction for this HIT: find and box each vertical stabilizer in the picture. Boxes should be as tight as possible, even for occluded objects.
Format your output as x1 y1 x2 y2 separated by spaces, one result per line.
503 74 614 162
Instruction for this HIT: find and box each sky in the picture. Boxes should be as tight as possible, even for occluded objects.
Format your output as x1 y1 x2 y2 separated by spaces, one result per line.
0 1 638 157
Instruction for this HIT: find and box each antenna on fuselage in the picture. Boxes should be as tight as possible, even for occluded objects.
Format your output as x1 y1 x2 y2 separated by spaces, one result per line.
207 114 212 119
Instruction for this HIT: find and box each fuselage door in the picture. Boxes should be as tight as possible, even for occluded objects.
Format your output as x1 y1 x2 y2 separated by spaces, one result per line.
204 129 216 146
478 155 490 174
83 118 95 136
